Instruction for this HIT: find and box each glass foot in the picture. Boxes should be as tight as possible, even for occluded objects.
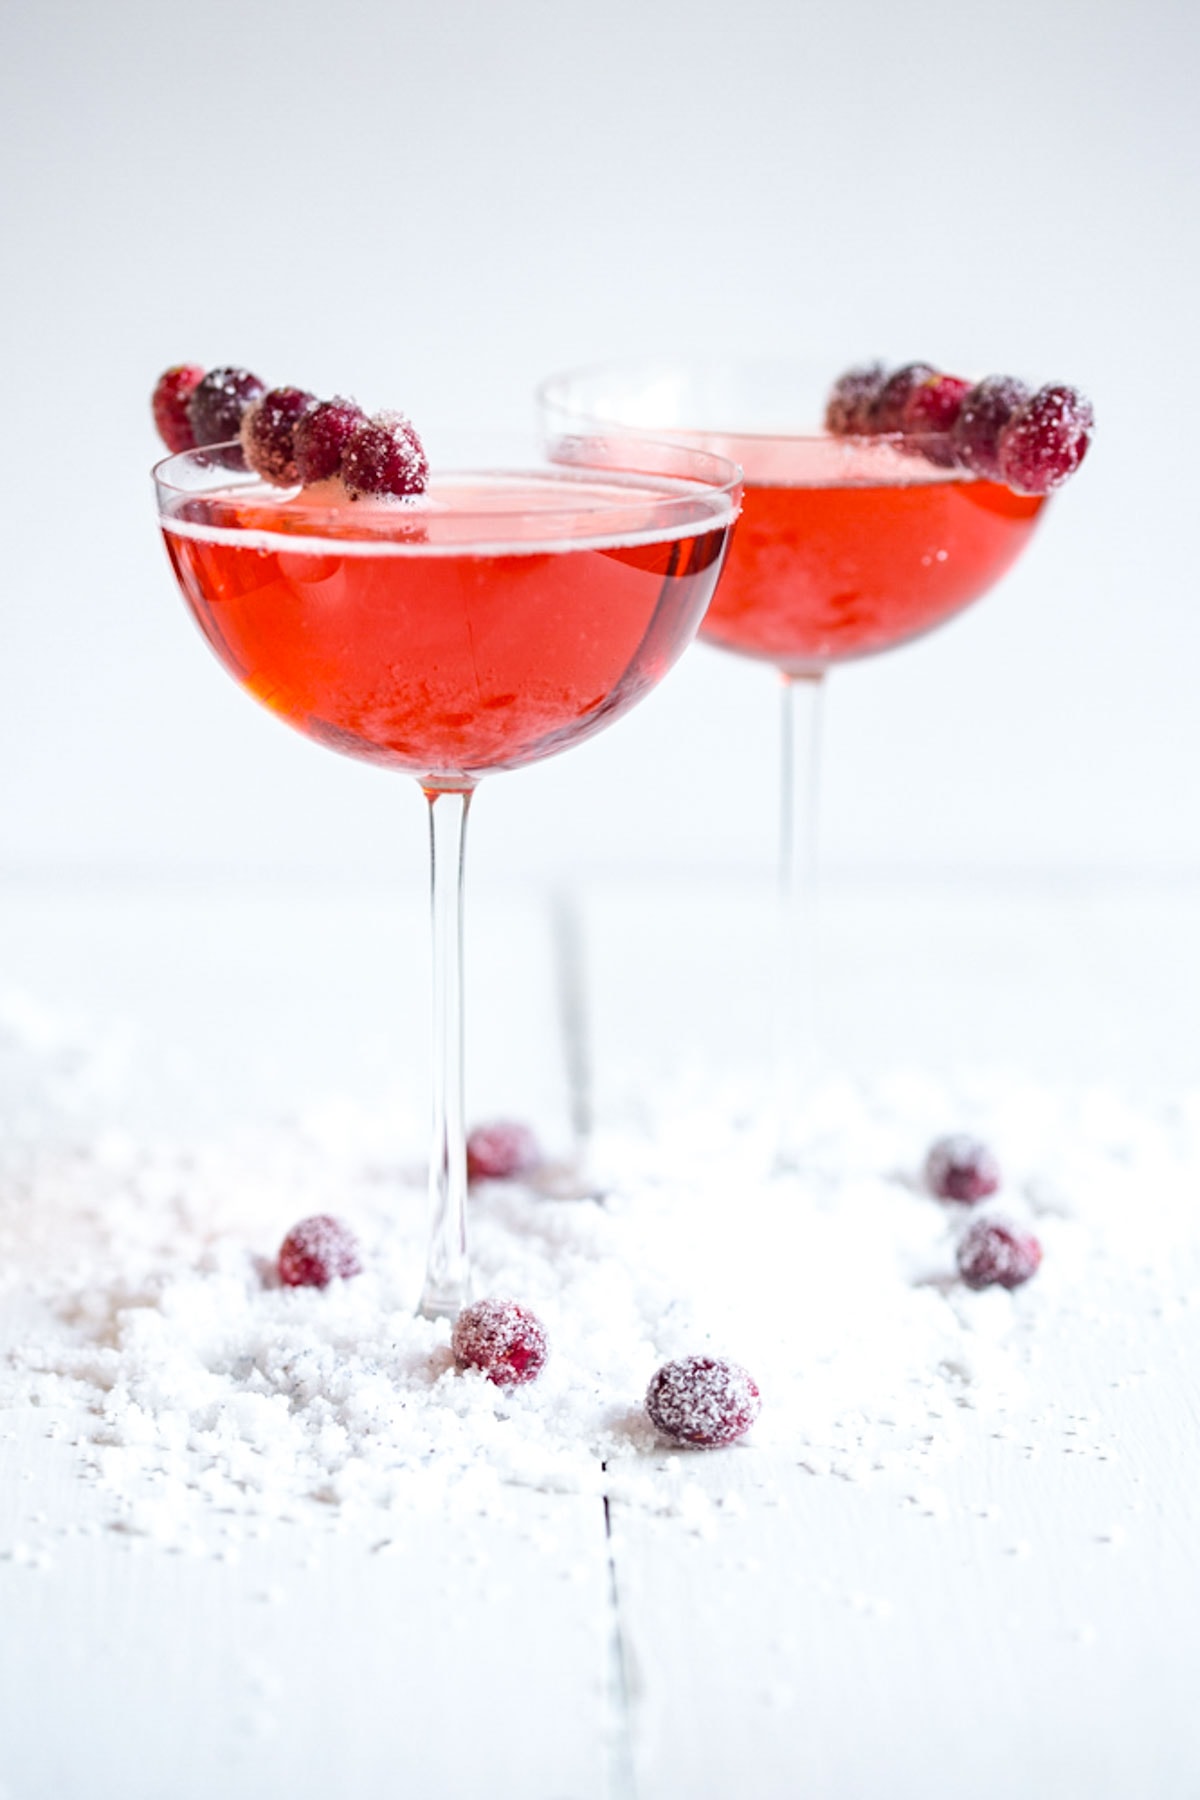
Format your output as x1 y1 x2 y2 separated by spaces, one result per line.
418 1277 470 1323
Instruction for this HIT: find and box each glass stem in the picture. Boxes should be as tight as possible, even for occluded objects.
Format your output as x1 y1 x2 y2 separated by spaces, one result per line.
775 670 826 1167
418 783 474 1321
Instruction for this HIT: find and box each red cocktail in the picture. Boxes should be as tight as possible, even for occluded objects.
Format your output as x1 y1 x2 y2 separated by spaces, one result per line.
538 358 1075 1161
696 436 1043 671
163 475 730 779
156 434 740 1312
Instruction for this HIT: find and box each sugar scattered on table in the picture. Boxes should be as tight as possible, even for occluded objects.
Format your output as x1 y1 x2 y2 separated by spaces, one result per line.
1 998 1197 1553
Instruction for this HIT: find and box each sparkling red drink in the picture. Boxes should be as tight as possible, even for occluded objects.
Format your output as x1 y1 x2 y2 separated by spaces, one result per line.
537 358 1062 1169
162 473 732 780
694 436 1045 672
155 433 739 1321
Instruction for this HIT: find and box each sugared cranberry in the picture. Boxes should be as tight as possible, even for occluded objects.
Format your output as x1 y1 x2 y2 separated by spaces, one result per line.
241 386 316 486
870 362 938 434
451 1298 548 1387
824 361 887 435
951 375 1032 480
341 411 429 499
645 1354 761 1448
293 396 367 485
466 1120 542 1184
997 383 1094 496
152 364 205 452
956 1217 1042 1290
187 365 267 448
924 1133 1001 1204
899 370 978 457
277 1213 363 1288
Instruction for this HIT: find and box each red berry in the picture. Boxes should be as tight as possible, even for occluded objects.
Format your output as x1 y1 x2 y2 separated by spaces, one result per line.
341 412 429 500
187 365 267 448
951 375 1032 480
645 1354 761 1448
241 386 316 486
451 1298 548 1387
466 1120 541 1184
870 362 938 434
901 372 971 439
997 383 1094 496
824 361 887 435
277 1214 363 1288
924 1133 1001 1204
152 364 205 452
956 1218 1042 1290
293 396 367 485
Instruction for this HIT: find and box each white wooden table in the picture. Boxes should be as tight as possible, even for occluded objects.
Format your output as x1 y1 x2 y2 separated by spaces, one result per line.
2 873 1198 1799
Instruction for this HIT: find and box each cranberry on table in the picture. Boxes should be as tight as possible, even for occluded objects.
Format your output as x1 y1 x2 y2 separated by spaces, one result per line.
341 411 429 499
241 386 316 486
277 1214 363 1288
956 1217 1042 1290
645 1354 761 1448
924 1133 1001 1203
451 1298 548 1387
466 1120 541 1184
950 374 1032 480
997 383 1094 496
293 396 367 485
152 364 205 452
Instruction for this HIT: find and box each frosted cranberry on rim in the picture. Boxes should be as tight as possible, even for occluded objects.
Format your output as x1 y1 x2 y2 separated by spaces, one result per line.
824 358 1094 494
151 362 429 502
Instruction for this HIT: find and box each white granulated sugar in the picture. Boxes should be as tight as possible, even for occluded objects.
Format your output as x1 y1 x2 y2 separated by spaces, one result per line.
1 998 1196 1551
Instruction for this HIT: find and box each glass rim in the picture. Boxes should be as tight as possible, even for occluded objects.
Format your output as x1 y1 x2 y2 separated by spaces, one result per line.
536 356 960 456
152 427 744 547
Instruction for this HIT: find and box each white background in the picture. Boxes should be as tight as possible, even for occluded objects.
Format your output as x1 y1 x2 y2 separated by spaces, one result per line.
1 0 1195 894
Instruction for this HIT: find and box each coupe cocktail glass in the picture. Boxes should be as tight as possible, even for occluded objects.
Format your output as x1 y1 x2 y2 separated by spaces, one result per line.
539 360 1048 1159
155 430 740 1314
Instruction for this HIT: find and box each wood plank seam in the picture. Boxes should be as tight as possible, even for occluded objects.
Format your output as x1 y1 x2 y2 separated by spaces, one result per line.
603 1476 639 1800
